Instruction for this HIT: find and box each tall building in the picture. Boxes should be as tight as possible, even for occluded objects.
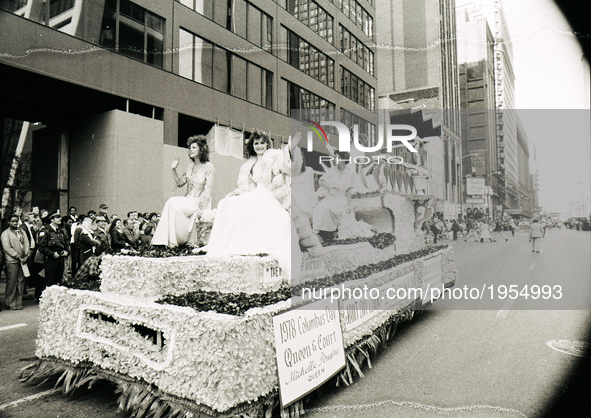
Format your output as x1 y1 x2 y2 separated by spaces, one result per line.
456 0 534 218
0 0 377 215
375 0 462 220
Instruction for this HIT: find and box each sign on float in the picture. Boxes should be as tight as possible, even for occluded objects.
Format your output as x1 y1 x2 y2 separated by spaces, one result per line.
273 298 346 408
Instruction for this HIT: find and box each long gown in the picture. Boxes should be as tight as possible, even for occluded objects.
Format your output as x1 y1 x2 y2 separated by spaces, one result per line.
201 154 292 276
152 161 214 246
313 164 357 233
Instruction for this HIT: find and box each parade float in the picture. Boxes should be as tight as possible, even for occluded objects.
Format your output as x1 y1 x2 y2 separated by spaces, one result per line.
23 138 457 418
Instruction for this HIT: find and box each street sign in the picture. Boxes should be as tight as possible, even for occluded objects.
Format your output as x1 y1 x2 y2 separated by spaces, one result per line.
466 178 485 195
466 198 485 204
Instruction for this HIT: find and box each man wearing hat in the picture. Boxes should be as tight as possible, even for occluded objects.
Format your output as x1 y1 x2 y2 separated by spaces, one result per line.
98 203 110 224
37 210 69 293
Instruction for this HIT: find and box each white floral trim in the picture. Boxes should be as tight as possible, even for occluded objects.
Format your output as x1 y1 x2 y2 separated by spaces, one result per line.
100 254 286 300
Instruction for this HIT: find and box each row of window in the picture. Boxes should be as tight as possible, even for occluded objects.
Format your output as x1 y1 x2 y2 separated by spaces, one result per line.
178 0 273 51
179 29 273 109
100 0 165 67
340 24 374 76
287 80 335 120
277 27 335 89
340 109 376 143
49 0 75 19
276 0 334 45
329 0 373 39
340 67 375 110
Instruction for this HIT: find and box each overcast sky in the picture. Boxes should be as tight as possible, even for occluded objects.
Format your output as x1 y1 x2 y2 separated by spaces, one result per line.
501 0 590 214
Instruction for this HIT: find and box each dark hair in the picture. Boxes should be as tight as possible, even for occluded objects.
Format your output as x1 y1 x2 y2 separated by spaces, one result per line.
69 206 77 211
8 214 19 222
88 210 96 216
149 212 158 220
61 216 71 225
108 218 121 234
245 130 272 157
76 214 86 223
187 135 210 163
123 219 132 227
127 211 137 218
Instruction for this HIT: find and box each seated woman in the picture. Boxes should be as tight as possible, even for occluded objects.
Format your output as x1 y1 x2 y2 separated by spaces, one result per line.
313 152 357 241
108 218 127 254
200 131 292 276
152 135 214 247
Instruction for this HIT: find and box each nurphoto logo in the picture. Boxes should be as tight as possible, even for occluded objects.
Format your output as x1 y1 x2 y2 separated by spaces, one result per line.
301 120 419 166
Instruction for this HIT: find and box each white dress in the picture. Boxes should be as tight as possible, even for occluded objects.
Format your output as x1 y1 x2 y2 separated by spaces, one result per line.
201 153 292 275
152 162 214 247
313 165 357 232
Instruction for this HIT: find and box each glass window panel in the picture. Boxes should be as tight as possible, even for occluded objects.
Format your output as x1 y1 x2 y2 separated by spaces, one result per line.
309 1 317 34
370 87 375 110
195 0 213 19
299 39 309 74
99 9 116 49
287 0 297 16
49 0 75 19
351 36 357 63
350 0 356 25
369 50 374 75
343 0 349 18
265 15 273 50
327 14 333 44
147 13 164 33
351 73 358 102
213 0 228 27
247 5 261 46
278 25 288 61
179 29 194 80
328 58 334 88
247 63 262 105
289 31 299 67
119 21 145 62
343 69 350 97
147 33 163 67
318 9 326 40
356 3 362 28
298 0 308 25
265 71 273 109
368 16 373 39
231 55 247 99
289 82 301 114
213 45 229 92
121 0 145 24
233 0 247 38
196 37 213 86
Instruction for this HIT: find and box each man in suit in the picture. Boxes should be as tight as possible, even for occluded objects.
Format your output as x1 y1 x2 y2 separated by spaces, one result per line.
20 212 39 298
1 214 30 310
529 219 544 253
37 210 69 289
68 206 78 223
95 215 111 255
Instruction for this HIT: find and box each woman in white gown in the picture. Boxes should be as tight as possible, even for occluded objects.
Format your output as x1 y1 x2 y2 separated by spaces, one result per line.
313 152 358 240
152 135 214 247
201 131 293 275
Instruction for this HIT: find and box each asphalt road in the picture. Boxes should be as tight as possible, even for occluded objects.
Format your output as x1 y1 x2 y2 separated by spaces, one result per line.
0 228 589 417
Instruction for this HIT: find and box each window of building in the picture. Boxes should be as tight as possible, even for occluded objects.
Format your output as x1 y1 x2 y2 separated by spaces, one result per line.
280 0 333 44
340 25 374 76
99 0 165 67
179 29 273 109
178 0 272 50
281 27 335 89
49 0 75 18
285 80 334 118
340 66 374 110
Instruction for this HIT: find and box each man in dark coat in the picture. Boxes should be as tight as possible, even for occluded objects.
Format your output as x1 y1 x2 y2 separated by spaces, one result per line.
37 210 69 292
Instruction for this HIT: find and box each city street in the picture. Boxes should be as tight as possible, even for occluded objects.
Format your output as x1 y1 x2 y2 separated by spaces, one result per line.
0 228 589 417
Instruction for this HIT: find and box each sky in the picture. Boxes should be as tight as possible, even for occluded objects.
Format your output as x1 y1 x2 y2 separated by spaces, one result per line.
500 0 590 214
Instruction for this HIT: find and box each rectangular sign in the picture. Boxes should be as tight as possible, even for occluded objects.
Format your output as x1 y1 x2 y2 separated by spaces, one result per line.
466 177 485 195
421 255 442 304
262 265 283 284
341 271 416 332
273 299 345 408
465 198 485 204
301 257 326 278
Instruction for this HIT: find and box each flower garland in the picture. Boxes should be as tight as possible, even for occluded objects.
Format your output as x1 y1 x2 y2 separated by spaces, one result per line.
321 232 395 249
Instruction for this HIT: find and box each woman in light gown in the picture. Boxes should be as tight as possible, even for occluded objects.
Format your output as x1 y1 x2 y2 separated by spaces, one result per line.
313 152 358 241
152 135 214 247
200 131 293 275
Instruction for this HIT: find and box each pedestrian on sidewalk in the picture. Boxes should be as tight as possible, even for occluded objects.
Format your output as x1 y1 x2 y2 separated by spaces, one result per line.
1 215 30 310
529 219 544 253
451 220 460 241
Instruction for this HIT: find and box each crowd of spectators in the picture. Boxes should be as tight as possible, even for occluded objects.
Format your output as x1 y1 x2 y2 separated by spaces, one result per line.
0 204 159 311
423 216 518 244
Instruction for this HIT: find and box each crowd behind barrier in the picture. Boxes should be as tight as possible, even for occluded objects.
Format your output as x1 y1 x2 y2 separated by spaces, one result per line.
0 204 160 310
